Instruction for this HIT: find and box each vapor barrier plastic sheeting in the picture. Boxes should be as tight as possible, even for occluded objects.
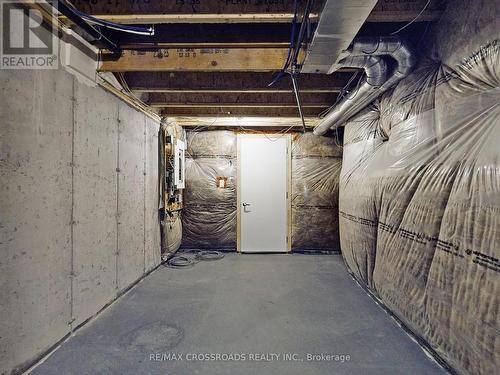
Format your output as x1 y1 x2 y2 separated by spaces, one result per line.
291 133 342 251
339 42 499 375
292 133 342 251
182 131 237 250
182 131 343 252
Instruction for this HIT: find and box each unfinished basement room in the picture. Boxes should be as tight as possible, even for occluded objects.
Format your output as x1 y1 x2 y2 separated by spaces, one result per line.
1 0 499 374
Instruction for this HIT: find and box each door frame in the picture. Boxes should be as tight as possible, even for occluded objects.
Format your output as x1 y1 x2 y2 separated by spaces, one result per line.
236 133 292 253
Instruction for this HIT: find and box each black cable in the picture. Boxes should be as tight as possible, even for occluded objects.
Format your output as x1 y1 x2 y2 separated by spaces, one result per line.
291 0 314 66
268 0 299 87
48 0 121 53
164 250 225 269
165 255 197 269
196 251 225 261
390 0 431 35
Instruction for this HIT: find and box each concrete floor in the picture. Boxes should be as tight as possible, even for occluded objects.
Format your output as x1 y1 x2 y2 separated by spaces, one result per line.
31 254 447 375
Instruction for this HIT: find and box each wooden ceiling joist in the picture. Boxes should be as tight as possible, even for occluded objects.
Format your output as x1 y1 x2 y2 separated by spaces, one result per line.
124 72 352 92
120 42 291 49
72 0 322 17
99 48 305 72
367 10 442 22
172 116 319 128
63 13 319 24
137 88 338 94
368 0 444 23
173 116 319 128
151 103 329 109
145 92 337 106
75 9 440 25
159 107 325 117
75 9 442 25
94 23 296 46
70 0 442 24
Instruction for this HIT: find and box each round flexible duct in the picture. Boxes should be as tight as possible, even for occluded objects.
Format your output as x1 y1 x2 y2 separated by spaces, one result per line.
313 37 416 135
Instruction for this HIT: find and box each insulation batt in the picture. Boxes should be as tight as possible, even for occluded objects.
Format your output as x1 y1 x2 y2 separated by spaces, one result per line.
339 41 499 375
182 130 237 250
182 130 343 252
161 215 182 255
291 133 342 251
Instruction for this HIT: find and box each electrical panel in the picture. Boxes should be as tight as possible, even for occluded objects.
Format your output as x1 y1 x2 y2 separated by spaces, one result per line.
162 133 185 213
174 139 186 189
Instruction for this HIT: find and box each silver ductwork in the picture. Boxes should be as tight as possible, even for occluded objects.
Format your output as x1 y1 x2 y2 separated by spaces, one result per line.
301 0 378 74
313 36 416 136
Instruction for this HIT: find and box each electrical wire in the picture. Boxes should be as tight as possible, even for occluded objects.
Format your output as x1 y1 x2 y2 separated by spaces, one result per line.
165 255 198 268
390 0 431 35
77 14 154 36
80 16 154 36
267 0 315 132
164 250 225 269
49 0 120 53
268 0 299 87
238 122 298 142
96 72 159 120
268 0 314 87
290 0 314 66
318 71 362 118
66 1 154 35
197 251 225 261
183 111 222 158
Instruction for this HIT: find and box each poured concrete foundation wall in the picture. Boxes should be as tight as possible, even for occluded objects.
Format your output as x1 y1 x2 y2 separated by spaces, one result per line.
0 68 161 375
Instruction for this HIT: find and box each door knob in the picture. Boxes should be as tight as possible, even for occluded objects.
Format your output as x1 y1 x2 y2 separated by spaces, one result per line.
242 203 251 207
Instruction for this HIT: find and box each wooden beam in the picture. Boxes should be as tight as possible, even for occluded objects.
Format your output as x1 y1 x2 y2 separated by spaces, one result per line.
124 72 352 92
120 42 291 50
27 2 69 30
60 13 319 24
159 107 324 117
71 1 322 16
172 116 319 128
368 0 444 22
137 88 339 94
151 103 329 108
69 0 443 24
99 48 305 72
103 24 295 45
145 92 337 106
367 10 442 22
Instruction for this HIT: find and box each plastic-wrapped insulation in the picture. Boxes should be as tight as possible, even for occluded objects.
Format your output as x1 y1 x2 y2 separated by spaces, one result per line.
339 41 499 375
291 133 342 252
182 130 343 253
181 131 237 250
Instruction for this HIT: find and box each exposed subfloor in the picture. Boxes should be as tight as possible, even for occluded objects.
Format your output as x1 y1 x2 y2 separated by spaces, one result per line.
31 254 447 375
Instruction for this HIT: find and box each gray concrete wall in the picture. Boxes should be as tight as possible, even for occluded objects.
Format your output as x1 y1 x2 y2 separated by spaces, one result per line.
0 69 73 375
117 105 146 290
0 68 161 374
145 118 162 271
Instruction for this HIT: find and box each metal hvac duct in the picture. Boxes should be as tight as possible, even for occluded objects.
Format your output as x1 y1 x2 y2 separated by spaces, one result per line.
301 0 379 74
313 36 416 136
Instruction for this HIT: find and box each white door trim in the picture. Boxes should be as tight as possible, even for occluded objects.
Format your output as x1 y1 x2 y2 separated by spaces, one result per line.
236 133 292 253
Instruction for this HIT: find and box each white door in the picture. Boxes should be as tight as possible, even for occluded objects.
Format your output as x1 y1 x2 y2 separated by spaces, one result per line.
238 134 290 253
